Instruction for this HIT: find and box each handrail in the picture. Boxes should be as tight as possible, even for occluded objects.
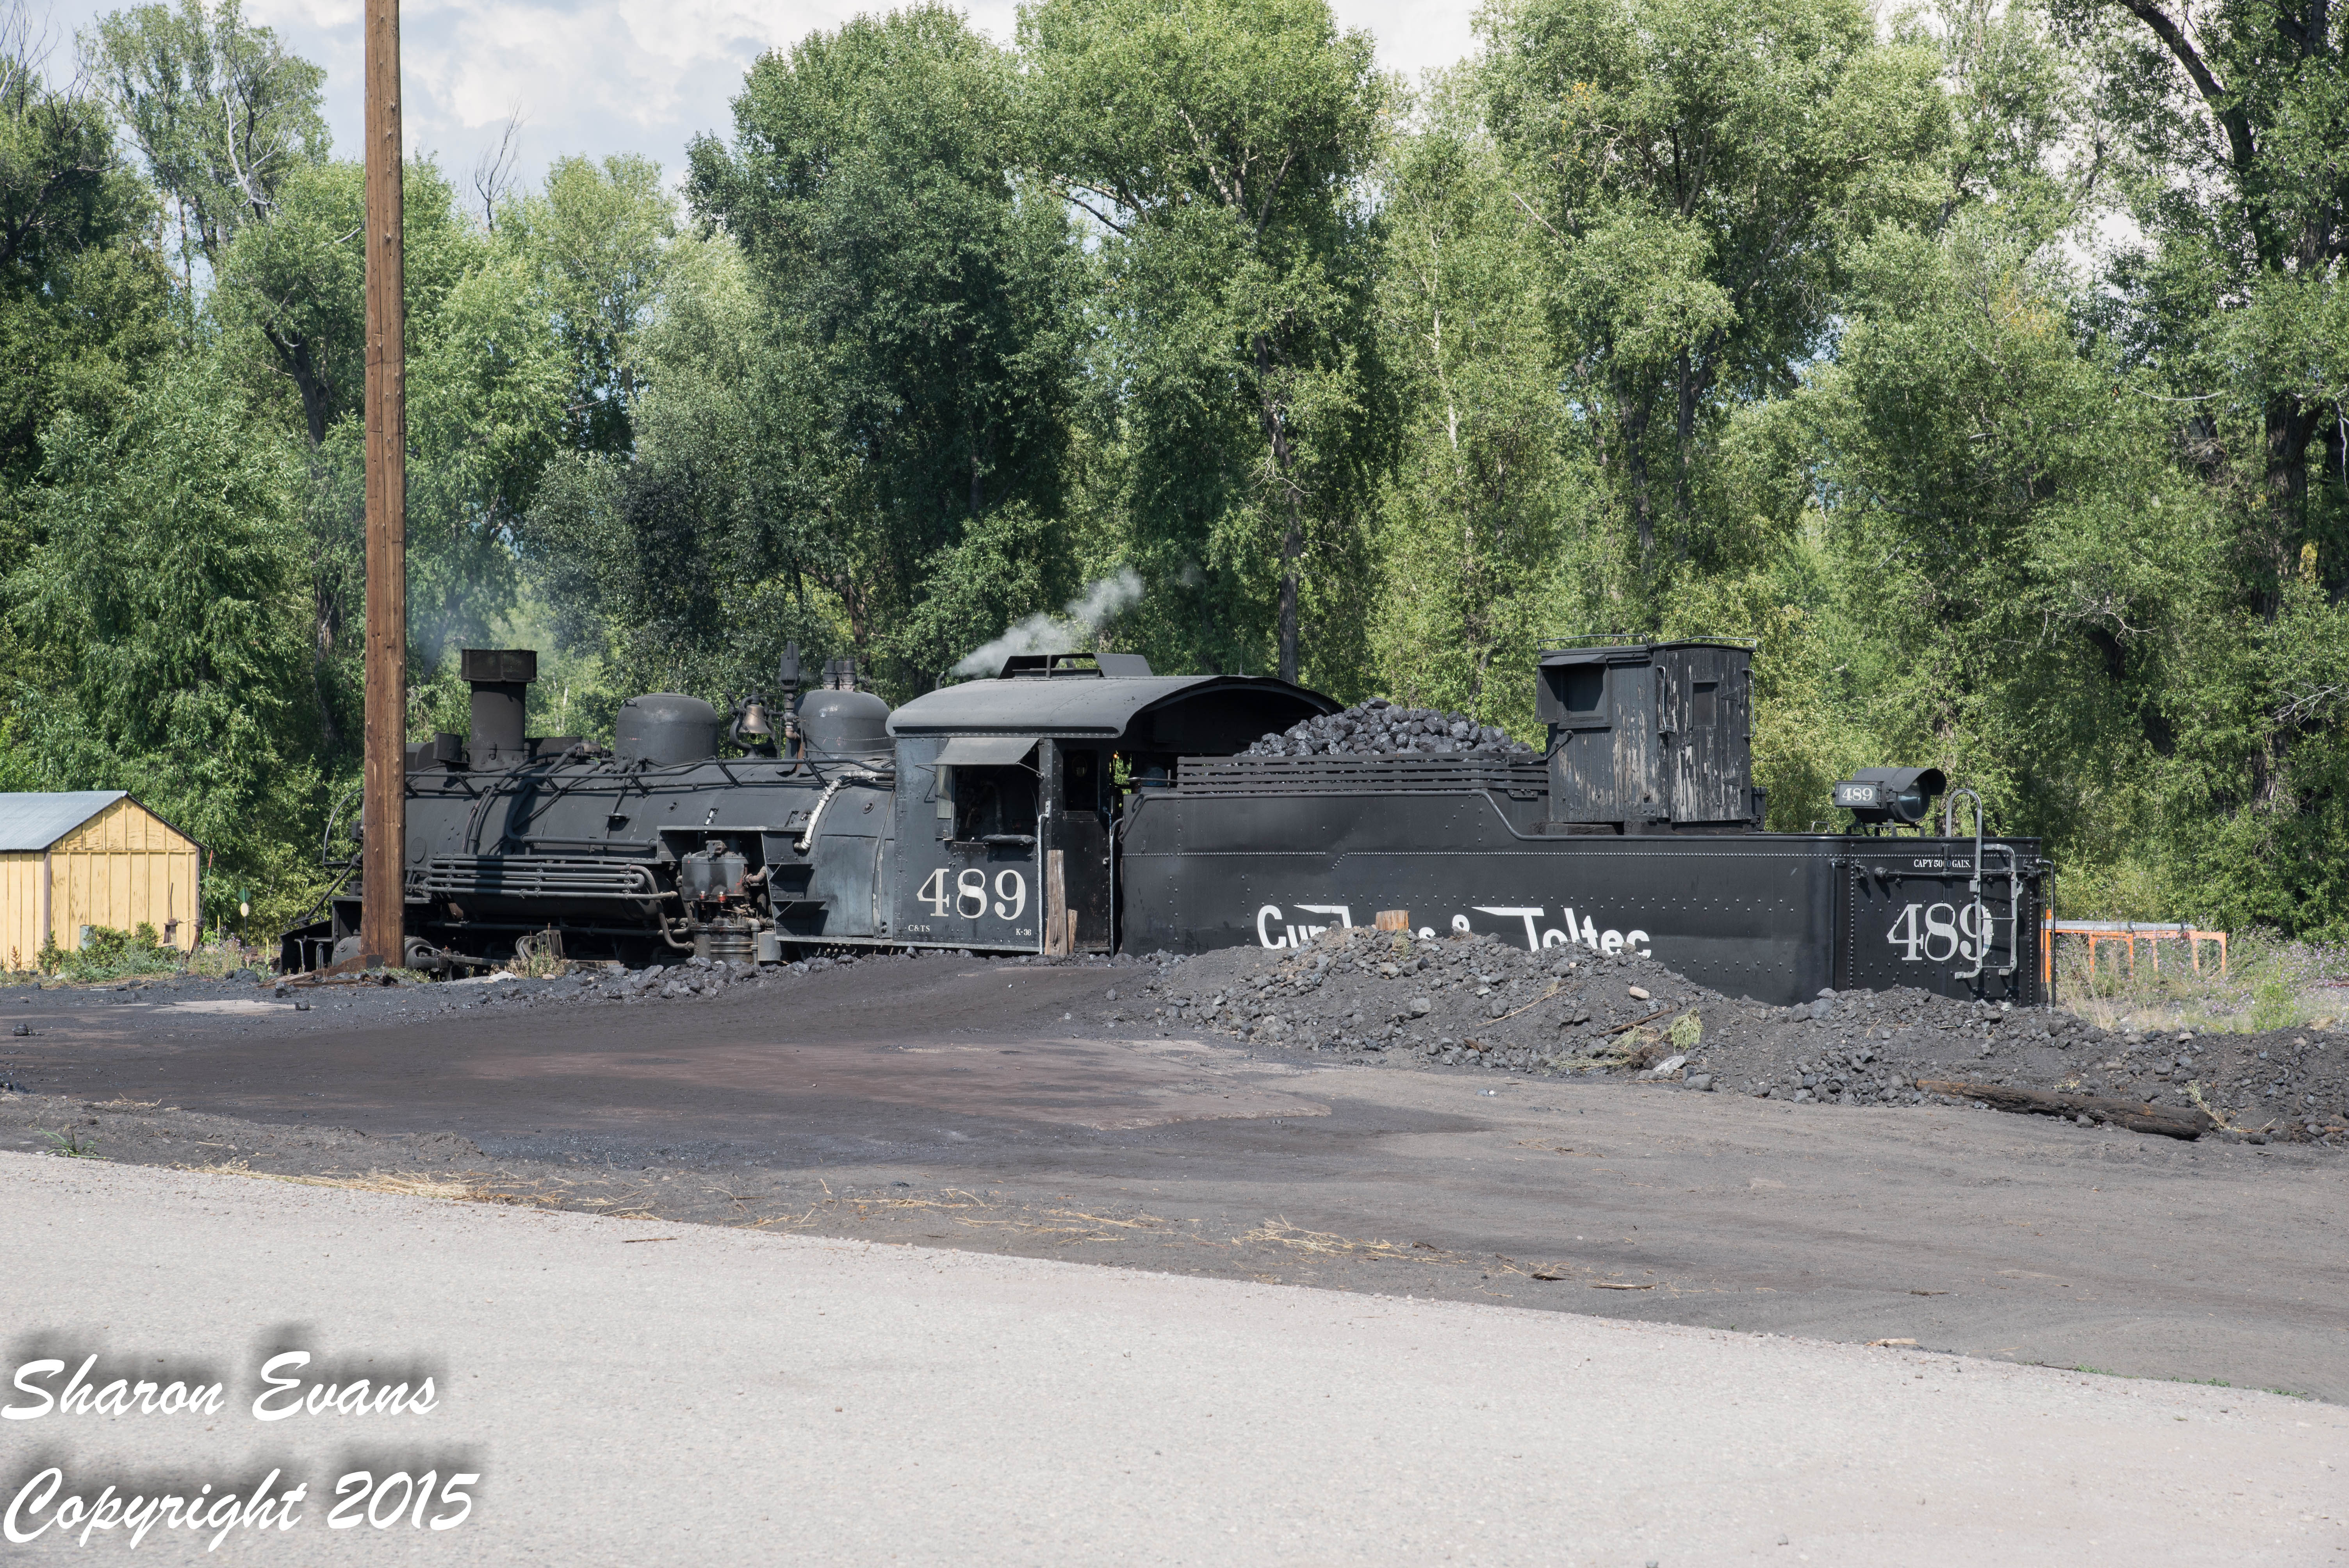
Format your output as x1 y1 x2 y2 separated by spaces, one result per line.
1942 788 2016 981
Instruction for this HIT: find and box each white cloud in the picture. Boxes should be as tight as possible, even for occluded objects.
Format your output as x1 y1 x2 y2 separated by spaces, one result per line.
38 0 1476 189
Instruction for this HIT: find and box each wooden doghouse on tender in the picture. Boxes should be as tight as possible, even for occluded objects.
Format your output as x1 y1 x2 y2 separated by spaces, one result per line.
0 791 202 968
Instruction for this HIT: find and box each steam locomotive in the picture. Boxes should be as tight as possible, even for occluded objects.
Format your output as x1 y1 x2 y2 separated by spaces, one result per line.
285 640 2044 1006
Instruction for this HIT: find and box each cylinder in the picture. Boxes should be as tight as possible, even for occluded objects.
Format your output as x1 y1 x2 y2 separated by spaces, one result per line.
462 649 538 764
469 685 527 759
697 918 754 965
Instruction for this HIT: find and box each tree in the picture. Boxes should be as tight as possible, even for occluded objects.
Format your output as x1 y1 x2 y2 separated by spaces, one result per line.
82 0 325 270
84 0 329 420
205 156 478 447
1805 221 2216 855
500 153 675 455
519 231 852 704
2053 0 2347 602
1371 76 1585 730
2046 0 2349 927
1478 0 1948 567
1022 0 1387 684
194 154 566 766
0 2 169 485
689 5 1080 691
3 346 317 910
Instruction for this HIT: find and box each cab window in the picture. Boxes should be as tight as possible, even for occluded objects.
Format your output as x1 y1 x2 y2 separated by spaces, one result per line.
954 768 1037 841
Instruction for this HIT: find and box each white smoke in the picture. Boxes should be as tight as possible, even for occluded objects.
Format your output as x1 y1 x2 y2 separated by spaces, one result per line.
954 568 1145 677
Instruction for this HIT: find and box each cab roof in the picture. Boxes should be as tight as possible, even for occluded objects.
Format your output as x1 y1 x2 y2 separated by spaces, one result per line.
888 672 1336 745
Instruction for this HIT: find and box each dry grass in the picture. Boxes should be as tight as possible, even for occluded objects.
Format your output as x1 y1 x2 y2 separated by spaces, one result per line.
184 1161 545 1205
1230 1217 1492 1269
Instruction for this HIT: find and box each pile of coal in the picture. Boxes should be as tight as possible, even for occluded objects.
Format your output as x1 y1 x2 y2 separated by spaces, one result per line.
1242 698 1537 759
1106 927 2349 1142
1133 928 1716 1067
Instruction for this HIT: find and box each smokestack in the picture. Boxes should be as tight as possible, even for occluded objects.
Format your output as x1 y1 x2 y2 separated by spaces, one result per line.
462 648 537 762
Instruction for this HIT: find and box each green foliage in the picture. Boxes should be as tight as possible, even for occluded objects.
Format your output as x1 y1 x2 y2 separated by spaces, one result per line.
1369 80 1583 733
497 153 675 454
40 921 177 980
519 230 854 703
1802 220 2211 856
211 156 482 445
2 346 317 917
0 0 2344 944
687 5 1080 695
1024 0 1389 684
0 34 170 485
84 0 330 272
1481 0 1948 569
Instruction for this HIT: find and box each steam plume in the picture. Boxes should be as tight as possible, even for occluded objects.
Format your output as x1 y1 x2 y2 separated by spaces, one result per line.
954 569 1144 677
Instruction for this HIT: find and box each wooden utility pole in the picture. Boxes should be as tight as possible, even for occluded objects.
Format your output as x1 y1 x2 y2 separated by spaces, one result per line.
359 0 406 968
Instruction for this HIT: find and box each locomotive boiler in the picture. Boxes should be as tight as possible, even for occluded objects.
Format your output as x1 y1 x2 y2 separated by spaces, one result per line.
286 640 2045 1006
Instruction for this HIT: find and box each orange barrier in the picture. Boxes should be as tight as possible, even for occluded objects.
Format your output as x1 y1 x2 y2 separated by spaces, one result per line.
2041 919 2226 984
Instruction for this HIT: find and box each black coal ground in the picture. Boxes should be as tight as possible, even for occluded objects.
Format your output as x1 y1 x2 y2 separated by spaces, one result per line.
11 935 2345 1146
1096 927 2349 1146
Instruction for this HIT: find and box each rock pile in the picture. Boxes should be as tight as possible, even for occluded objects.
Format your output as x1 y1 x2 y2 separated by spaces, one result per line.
1103 926 2349 1143
1242 698 1537 760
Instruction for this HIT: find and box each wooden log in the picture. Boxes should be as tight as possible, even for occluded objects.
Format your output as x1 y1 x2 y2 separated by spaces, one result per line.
1917 1078 2214 1140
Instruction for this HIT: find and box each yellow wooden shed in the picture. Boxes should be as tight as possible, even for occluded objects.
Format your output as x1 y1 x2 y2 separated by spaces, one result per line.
0 791 203 969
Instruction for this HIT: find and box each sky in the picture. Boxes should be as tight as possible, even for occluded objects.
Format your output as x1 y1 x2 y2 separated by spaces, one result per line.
28 0 1480 190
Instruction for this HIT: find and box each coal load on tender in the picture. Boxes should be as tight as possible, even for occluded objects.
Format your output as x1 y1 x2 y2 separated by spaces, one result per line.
1242 698 1538 760
291 635 2044 1010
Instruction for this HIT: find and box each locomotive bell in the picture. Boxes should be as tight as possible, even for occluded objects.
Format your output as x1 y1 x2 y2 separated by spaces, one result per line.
739 700 772 737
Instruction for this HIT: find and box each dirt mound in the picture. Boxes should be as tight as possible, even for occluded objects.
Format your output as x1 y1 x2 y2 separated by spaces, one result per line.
1108 927 2349 1143
1243 698 1537 759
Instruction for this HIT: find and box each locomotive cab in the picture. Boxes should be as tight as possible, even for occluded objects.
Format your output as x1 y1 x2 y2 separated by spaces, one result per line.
886 654 1337 955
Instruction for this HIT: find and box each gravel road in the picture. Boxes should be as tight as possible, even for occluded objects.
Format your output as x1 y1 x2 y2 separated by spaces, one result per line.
4 1152 2344 1566
4 948 2347 1405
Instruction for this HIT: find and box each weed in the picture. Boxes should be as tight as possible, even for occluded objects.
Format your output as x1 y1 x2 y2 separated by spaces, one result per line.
512 930 569 980
2053 929 2349 1035
183 943 261 979
40 924 180 983
42 1127 102 1158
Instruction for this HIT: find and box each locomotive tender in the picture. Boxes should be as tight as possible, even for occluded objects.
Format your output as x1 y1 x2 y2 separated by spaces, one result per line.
289 640 2043 1006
